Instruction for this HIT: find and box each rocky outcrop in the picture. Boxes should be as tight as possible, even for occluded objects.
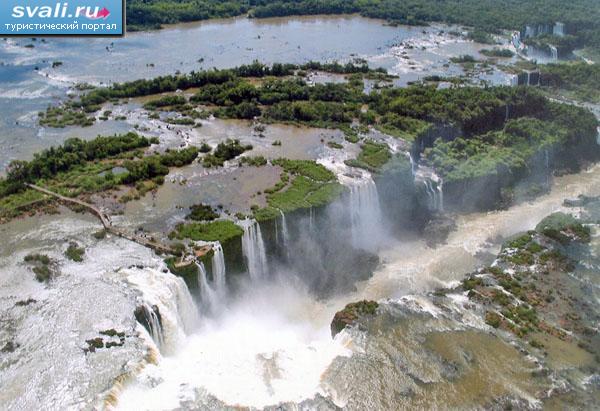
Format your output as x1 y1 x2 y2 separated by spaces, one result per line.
331 300 379 337
423 213 456 247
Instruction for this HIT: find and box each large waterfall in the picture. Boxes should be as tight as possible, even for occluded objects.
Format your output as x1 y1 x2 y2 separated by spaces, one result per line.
125 267 200 354
348 177 386 251
241 220 269 280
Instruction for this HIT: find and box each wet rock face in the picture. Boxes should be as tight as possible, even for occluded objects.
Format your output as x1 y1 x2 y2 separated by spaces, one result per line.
423 213 456 247
331 300 379 337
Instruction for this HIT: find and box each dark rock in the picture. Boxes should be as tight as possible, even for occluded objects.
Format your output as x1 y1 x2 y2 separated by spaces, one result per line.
423 213 456 247
1 341 18 353
331 300 379 338
85 337 104 353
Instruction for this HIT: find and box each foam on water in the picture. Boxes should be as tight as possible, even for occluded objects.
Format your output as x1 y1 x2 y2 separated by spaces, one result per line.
116 281 351 409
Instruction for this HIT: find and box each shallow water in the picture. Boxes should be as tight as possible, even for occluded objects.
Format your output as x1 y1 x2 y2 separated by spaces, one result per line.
0 15 505 170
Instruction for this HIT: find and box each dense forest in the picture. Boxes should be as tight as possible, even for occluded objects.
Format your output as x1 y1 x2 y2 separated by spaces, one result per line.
540 62 600 103
125 0 600 53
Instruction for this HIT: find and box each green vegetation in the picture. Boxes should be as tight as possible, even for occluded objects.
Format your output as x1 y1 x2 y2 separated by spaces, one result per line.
92 229 107 240
540 62 600 103
0 133 200 222
410 87 599 186
485 311 502 328
39 106 94 128
481 48 515 58
170 220 244 244
24 253 54 282
24 254 51 265
65 242 85 262
202 139 252 167
450 55 478 64
239 156 268 167
331 300 379 336
187 203 219 221
143 95 187 110
344 141 391 172
467 30 495 44
535 212 591 243
164 257 199 287
253 159 344 222
40 61 380 128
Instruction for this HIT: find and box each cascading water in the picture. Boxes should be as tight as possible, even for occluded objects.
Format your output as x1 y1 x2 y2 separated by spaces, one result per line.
212 243 226 292
348 177 386 251
553 22 565 37
549 45 558 60
136 302 165 350
408 152 417 176
279 209 290 253
415 164 444 212
241 220 269 281
197 262 220 313
125 267 200 354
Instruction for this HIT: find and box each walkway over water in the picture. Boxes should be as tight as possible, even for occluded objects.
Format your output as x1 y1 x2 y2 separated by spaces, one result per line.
27 184 177 255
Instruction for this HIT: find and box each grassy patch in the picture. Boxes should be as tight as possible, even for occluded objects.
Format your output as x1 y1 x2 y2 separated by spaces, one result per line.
170 220 244 244
344 140 391 172
65 242 85 262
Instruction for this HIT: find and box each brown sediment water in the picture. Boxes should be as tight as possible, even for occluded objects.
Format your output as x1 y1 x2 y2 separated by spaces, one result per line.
351 164 600 302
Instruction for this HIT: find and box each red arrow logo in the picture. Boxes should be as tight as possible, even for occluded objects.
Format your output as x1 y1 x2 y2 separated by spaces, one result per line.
88 7 110 19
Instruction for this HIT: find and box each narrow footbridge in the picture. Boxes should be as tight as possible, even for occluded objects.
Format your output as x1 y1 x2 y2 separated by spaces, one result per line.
27 184 176 255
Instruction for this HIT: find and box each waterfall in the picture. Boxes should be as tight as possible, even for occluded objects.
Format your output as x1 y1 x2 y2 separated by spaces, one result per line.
279 209 290 250
423 177 444 212
136 303 164 350
212 243 227 292
126 267 200 353
549 45 558 60
241 220 269 281
195 244 226 313
505 105 509 121
526 71 531 86
408 152 417 176
197 262 219 313
553 22 565 37
349 178 385 251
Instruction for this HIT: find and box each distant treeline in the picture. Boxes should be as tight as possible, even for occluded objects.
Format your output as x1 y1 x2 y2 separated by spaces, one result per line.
125 0 600 53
